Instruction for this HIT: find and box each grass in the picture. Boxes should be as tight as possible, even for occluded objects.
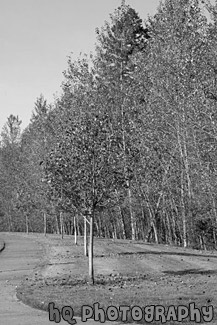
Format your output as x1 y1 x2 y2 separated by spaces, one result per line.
16 234 217 324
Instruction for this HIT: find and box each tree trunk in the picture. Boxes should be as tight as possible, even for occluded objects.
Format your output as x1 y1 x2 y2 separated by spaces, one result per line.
25 214 29 234
134 173 158 243
55 214 60 234
89 209 94 284
113 223 117 240
105 226 110 238
119 57 135 241
169 196 178 245
211 194 217 224
60 212 64 239
6 210 12 232
84 216 88 257
213 228 216 249
94 217 100 237
145 200 158 244
177 117 190 248
127 182 136 240
152 221 158 243
115 189 126 239
44 212 47 236
97 215 103 238
180 170 187 248
200 234 206 250
163 196 172 244
74 216 77 245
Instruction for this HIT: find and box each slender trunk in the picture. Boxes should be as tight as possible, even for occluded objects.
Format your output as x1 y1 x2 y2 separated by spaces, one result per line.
118 218 124 239
165 211 172 244
113 223 117 240
211 195 217 223
182 128 192 200
89 209 94 284
6 210 11 232
213 228 216 249
120 54 136 241
134 173 158 243
55 214 60 234
177 119 187 248
63 221 68 235
180 170 187 247
170 194 182 245
171 203 178 245
162 195 172 244
120 218 126 239
200 233 206 250
139 203 147 241
74 216 77 245
26 214 29 234
77 223 81 236
115 189 126 239
163 217 168 244
97 215 103 238
8 215 11 232
182 133 193 245
199 235 203 250
60 212 64 239
145 197 158 243
152 221 158 243
8 205 13 232
127 182 136 240
94 217 99 238
105 226 110 239
84 216 88 256
147 223 153 242
44 212 47 236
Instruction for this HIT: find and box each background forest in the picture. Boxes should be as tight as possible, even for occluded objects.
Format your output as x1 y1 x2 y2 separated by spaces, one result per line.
1 0 217 251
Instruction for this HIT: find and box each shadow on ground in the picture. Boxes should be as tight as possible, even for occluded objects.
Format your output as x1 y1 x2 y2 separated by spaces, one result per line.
116 250 217 259
163 268 217 275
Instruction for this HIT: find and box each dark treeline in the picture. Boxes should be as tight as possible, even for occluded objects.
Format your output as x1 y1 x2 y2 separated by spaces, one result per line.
1 0 217 250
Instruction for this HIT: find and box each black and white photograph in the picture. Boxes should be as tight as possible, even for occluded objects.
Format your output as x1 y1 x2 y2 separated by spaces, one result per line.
0 0 216 324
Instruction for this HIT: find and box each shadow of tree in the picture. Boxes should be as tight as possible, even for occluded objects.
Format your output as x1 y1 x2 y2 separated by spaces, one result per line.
163 269 217 275
115 250 217 259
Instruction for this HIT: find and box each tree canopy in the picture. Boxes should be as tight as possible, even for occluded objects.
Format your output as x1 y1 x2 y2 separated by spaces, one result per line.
1 0 217 253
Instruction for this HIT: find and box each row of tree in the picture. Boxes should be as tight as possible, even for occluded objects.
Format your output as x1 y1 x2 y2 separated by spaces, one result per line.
1 0 217 254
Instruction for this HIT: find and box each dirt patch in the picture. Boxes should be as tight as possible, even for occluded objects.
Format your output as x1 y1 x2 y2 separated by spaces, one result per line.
16 234 217 324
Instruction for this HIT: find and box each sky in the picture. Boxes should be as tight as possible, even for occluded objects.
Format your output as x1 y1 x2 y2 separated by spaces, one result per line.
0 0 161 132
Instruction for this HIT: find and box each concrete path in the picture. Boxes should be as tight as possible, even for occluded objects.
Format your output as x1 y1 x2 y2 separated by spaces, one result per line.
0 233 120 325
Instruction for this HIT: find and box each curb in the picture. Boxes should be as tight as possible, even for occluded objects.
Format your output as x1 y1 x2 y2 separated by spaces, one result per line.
0 240 5 253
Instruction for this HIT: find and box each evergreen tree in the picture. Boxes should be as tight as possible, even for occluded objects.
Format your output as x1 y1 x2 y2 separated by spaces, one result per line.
95 0 149 82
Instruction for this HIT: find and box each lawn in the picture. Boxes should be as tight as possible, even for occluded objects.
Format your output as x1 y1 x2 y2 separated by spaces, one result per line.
16 234 217 324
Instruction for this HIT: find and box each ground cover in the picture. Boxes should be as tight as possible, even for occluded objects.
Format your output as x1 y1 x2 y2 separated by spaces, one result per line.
16 233 217 324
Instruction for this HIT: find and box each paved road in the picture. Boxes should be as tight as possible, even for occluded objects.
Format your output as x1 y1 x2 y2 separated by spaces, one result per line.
0 233 119 325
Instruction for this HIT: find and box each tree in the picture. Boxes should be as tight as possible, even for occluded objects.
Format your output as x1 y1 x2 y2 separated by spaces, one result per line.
0 115 22 231
131 0 212 247
1 115 22 145
93 1 150 240
44 54 117 283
